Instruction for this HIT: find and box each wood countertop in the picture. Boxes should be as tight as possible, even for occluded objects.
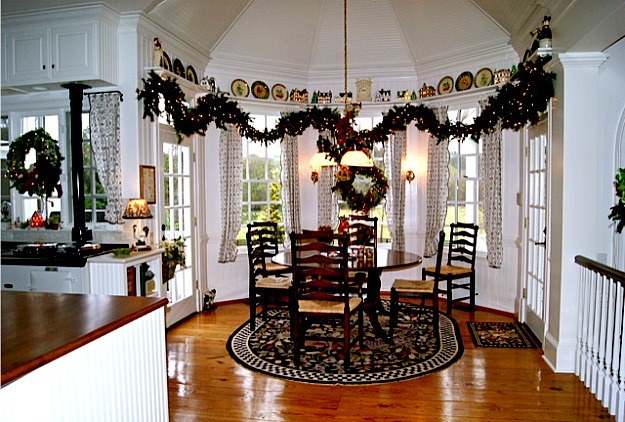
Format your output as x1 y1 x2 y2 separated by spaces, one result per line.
1 291 168 386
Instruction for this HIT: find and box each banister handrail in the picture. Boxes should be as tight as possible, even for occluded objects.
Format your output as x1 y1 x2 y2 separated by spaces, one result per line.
574 255 625 285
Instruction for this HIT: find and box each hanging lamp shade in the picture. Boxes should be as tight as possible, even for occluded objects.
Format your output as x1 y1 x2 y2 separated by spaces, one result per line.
340 150 373 167
309 152 337 170
122 198 153 219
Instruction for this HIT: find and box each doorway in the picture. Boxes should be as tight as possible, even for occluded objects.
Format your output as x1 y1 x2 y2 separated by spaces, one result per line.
522 115 550 344
159 124 198 327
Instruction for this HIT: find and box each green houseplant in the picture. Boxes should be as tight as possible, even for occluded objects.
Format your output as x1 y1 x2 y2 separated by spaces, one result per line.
609 168 625 234
160 237 186 281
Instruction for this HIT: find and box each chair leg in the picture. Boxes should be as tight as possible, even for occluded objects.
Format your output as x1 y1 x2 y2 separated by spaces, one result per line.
469 274 476 311
358 306 364 348
249 280 256 330
389 288 398 340
446 278 453 316
343 313 351 372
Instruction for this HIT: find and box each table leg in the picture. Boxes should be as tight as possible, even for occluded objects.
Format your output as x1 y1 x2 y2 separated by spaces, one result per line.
365 270 392 344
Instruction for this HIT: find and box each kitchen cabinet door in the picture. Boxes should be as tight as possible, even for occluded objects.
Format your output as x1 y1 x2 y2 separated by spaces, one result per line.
4 28 49 84
30 267 88 294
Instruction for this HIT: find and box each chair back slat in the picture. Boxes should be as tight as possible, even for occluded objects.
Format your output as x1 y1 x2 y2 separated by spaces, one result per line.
342 215 378 265
447 222 478 269
290 231 351 305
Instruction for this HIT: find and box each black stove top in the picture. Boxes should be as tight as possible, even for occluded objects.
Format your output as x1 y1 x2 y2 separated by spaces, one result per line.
1 242 129 267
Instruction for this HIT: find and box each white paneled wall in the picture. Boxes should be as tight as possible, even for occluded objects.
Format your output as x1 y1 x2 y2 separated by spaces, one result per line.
0 307 168 422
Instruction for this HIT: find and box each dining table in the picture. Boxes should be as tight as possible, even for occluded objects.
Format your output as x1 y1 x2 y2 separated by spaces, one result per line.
272 248 423 343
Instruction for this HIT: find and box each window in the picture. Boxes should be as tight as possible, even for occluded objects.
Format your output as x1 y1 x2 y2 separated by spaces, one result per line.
1 116 10 222
238 114 283 245
446 107 487 251
338 116 390 243
80 112 109 224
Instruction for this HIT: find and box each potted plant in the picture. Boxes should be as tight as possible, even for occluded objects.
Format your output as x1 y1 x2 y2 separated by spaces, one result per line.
609 168 625 234
160 237 186 281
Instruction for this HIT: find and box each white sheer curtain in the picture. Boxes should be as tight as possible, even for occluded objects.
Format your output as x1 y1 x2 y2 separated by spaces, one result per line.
424 106 449 257
88 92 124 224
482 121 504 267
385 130 406 251
317 129 338 229
218 124 242 263
281 134 301 247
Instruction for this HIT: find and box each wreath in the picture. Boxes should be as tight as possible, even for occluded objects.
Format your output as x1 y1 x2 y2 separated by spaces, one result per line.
5 128 64 198
333 165 388 214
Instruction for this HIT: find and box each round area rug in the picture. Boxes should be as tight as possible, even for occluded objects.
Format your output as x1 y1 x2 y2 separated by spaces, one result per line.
227 301 464 385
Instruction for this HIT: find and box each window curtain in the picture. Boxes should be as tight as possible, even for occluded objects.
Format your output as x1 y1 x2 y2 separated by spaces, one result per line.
385 129 406 251
317 129 338 230
88 92 124 224
281 134 301 247
424 106 449 257
482 121 504 268
218 124 242 263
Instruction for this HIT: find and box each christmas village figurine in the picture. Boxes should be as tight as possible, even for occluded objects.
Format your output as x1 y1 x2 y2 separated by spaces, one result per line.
153 37 164 67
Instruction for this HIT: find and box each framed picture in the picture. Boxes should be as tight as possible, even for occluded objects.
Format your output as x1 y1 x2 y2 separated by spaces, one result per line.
139 165 156 204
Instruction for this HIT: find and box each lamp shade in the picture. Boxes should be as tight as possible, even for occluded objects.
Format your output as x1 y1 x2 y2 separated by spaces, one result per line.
122 198 153 219
309 152 337 170
340 150 373 167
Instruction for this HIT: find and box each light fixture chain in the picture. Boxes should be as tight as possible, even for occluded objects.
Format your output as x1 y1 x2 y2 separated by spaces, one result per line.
344 0 348 111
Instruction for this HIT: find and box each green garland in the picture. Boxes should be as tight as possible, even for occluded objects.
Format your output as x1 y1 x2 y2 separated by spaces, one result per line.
609 168 625 233
333 165 388 214
5 128 64 198
137 56 555 147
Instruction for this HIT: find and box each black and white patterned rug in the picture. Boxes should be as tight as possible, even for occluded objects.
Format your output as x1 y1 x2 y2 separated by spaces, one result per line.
227 301 464 385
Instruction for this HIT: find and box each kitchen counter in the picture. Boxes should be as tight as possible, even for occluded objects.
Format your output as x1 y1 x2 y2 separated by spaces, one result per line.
1 291 170 421
1 291 168 385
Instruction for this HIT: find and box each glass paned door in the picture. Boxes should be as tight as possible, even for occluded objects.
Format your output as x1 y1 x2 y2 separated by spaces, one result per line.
160 124 197 327
523 117 550 344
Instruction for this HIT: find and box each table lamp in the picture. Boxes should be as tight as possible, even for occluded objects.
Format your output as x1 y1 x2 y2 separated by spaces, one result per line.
122 198 153 250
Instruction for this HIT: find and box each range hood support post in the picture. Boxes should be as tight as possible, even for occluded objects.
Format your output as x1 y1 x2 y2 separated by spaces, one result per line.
62 83 92 247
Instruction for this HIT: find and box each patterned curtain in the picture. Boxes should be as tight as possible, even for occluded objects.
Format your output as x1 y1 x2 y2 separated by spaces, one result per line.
317 129 338 229
218 124 242 263
88 92 124 224
281 134 301 247
385 130 406 251
482 121 504 268
424 106 449 257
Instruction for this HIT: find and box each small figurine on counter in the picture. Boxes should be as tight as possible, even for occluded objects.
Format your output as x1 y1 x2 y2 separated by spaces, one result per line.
153 37 164 67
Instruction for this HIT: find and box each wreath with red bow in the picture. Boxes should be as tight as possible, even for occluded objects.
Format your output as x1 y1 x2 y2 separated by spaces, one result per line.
5 128 64 198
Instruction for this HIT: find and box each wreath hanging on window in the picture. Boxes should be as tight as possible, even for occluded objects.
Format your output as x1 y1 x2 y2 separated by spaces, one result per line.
5 128 64 198
333 165 388 215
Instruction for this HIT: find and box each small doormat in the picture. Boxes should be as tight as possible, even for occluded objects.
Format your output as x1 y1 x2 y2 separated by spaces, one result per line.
467 321 536 348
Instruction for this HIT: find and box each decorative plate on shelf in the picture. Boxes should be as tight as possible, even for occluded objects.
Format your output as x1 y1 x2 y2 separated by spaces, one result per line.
186 66 198 84
231 79 249 97
437 76 454 95
271 84 288 101
160 52 172 72
474 68 493 88
455 71 474 92
251 81 270 99
173 59 185 77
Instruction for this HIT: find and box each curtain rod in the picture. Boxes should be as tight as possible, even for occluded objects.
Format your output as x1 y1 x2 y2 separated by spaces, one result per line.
85 90 123 101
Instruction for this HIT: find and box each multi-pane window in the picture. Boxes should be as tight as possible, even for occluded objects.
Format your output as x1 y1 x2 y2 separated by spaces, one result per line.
446 107 487 251
238 114 283 245
80 112 109 223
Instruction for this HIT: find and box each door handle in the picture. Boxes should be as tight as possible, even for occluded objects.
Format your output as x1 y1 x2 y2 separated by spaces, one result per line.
534 240 546 247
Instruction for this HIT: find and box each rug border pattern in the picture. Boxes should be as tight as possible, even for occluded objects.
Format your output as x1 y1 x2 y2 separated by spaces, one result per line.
227 309 464 385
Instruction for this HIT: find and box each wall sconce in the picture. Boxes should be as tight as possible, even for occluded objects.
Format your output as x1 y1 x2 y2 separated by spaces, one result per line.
405 170 415 184
122 198 153 250
309 152 337 184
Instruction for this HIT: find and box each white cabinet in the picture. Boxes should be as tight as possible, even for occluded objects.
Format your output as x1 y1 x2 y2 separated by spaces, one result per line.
89 249 165 298
2 10 117 88
1 265 89 294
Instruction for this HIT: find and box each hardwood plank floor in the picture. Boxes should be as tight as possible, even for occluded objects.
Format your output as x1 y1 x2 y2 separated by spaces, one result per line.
166 301 614 421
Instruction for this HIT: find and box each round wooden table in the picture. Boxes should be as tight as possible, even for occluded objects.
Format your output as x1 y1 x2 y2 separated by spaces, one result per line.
273 249 422 342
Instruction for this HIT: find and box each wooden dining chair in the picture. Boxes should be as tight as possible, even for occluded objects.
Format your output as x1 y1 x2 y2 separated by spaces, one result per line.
389 231 445 340
423 222 478 315
246 221 292 330
289 230 364 371
343 215 378 291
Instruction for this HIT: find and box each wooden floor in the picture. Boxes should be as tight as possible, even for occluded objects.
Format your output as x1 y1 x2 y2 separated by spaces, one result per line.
166 301 614 421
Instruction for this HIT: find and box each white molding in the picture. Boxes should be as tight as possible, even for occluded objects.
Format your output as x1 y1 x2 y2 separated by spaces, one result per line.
557 52 610 68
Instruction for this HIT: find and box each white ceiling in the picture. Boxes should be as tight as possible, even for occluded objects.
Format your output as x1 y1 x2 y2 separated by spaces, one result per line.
3 0 624 80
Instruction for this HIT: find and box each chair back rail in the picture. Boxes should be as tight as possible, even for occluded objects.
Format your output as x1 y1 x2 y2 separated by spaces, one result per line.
574 255 625 421
447 222 478 268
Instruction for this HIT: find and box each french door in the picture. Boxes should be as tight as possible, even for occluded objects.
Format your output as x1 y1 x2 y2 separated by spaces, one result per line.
160 124 198 327
522 116 550 344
